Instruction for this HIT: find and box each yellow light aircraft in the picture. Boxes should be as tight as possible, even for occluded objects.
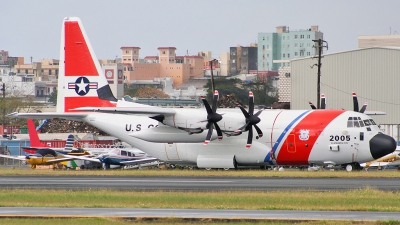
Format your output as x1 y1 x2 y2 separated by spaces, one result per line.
0 149 90 169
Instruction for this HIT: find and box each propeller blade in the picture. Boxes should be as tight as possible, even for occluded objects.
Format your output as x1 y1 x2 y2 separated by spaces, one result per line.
204 125 213 145
238 105 250 118
213 122 223 140
320 94 326 109
211 90 219 113
248 91 254 115
246 127 253 149
236 121 250 133
360 102 368 113
254 109 263 117
254 124 263 138
309 101 316 110
352 92 359 112
201 96 213 115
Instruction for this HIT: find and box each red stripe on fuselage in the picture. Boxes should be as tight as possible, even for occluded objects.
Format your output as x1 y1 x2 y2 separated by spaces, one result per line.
65 97 116 112
64 21 98 76
276 110 344 165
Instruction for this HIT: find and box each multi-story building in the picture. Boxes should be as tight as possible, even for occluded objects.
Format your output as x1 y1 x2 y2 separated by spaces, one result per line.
121 47 204 88
258 25 323 71
229 46 258 75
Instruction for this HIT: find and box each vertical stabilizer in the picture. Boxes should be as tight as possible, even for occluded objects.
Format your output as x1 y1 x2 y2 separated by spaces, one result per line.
57 17 117 113
27 119 47 148
64 134 75 151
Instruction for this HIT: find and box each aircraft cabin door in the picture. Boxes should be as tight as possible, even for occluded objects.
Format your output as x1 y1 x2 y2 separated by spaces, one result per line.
286 134 296 153
164 143 180 160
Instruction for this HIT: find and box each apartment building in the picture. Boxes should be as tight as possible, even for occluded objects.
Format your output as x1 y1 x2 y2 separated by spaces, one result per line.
121 47 204 88
258 25 323 71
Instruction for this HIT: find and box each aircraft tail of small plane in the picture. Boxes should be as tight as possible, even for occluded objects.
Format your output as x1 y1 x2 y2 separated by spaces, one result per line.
57 17 118 113
27 119 48 150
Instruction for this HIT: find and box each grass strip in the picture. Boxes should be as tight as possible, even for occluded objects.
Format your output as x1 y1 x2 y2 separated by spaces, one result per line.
0 218 397 225
0 187 399 212
1 167 400 178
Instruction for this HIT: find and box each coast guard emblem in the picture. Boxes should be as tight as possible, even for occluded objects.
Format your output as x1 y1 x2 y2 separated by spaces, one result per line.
299 129 309 141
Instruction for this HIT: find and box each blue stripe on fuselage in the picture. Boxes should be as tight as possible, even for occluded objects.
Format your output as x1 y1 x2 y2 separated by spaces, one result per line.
264 110 310 164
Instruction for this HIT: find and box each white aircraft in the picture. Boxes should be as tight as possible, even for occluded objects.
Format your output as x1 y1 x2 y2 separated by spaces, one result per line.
8 17 397 171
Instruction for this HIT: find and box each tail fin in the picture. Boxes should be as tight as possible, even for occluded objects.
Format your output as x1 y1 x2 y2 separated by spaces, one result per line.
64 134 75 151
27 119 48 148
57 17 117 113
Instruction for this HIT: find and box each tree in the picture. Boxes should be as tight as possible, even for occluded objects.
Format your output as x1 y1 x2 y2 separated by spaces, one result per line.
48 91 57 105
0 95 40 126
243 75 278 107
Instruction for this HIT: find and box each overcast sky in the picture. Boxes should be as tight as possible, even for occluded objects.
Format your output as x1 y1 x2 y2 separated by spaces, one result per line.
2 0 399 63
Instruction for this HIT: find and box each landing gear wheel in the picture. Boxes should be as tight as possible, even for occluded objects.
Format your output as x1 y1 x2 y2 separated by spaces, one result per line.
345 164 354 172
205 168 211 171
30 164 36 169
102 163 110 170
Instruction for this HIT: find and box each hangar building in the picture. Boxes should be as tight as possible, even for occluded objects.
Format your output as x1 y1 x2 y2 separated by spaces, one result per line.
288 47 400 139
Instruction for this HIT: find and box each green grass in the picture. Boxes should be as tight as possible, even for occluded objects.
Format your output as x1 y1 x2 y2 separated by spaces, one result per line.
0 187 399 212
1 167 400 178
0 218 397 225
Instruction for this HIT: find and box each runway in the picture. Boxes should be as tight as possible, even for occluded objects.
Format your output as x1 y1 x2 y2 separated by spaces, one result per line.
1 175 399 191
1 175 399 221
1 207 400 221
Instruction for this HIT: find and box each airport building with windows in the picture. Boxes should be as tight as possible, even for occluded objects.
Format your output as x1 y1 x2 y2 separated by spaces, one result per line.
258 26 323 71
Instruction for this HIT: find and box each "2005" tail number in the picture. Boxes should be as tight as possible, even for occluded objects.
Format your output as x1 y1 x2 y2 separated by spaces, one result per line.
330 135 350 141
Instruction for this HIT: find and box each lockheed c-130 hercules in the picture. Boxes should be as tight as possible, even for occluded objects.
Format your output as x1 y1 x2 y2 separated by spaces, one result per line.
8 17 396 171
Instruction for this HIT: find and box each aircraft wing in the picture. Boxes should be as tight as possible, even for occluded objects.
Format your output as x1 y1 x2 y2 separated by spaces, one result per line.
61 155 101 163
46 157 78 163
73 107 176 115
119 157 160 165
360 162 390 167
7 112 88 120
364 111 386 115
386 160 400 167
0 154 26 161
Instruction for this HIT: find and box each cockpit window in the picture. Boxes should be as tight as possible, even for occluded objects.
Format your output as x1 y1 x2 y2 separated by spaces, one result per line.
369 119 376 125
363 120 371 126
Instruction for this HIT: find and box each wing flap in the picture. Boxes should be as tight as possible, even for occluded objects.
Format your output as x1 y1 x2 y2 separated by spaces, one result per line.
73 107 176 115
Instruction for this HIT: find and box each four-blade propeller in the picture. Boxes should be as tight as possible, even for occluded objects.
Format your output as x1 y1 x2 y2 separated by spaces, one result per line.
200 90 223 145
235 92 263 148
352 92 367 113
309 92 367 113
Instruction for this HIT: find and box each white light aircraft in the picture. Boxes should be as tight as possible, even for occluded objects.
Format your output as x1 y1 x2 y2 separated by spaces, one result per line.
8 17 397 171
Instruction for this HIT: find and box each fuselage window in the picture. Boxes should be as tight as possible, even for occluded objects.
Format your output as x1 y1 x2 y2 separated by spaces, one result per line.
121 150 127 156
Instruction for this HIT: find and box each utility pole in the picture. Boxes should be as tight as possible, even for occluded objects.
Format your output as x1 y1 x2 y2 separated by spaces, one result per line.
0 83 5 125
312 39 328 109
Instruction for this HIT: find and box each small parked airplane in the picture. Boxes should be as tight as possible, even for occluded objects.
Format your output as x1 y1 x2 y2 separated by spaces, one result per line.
23 119 159 169
360 149 400 170
8 17 397 171
69 148 160 170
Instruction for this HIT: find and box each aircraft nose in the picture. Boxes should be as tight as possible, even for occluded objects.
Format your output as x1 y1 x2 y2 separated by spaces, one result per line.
370 133 397 159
